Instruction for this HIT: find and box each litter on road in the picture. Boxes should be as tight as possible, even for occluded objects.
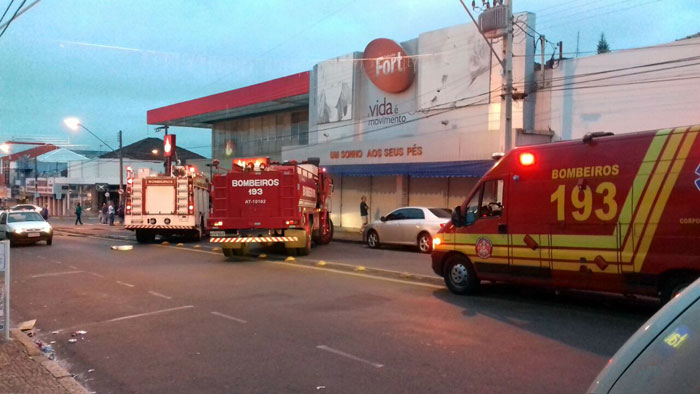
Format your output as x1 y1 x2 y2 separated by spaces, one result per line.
110 245 133 251
18 319 36 331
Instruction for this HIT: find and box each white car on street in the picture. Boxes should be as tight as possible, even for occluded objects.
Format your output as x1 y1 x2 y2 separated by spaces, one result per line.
364 207 451 253
0 210 53 246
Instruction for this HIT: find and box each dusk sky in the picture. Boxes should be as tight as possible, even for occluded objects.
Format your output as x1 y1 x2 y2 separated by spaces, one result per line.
1 0 698 157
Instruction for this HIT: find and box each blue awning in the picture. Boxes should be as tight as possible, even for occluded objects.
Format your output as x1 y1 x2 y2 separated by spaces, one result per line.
324 160 494 178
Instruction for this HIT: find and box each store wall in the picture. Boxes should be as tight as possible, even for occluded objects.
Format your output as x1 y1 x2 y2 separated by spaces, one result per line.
534 36 700 139
329 174 481 230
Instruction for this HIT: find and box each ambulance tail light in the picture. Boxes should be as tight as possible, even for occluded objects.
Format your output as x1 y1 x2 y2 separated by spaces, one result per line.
519 152 535 166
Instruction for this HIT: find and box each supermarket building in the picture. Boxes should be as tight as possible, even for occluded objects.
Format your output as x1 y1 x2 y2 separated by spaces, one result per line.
147 16 700 230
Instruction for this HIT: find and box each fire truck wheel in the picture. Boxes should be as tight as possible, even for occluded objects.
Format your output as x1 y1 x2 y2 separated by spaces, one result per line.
660 273 697 303
286 248 298 257
135 230 155 244
222 248 233 257
417 232 432 253
367 230 380 249
297 233 312 256
318 218 334 245
444 255 479 295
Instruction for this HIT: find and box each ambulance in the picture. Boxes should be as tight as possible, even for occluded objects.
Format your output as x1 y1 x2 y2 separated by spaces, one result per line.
432 125 700 302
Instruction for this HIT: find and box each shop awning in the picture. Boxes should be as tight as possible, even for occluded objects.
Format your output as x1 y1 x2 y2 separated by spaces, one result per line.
324 160 494 178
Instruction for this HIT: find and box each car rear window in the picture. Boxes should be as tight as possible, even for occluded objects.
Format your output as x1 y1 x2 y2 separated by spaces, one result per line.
429 208 452 218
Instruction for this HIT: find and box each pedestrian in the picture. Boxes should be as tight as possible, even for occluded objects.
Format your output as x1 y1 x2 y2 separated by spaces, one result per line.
75 203 83 225
98 202 105 224
102 203 108 224
117 203 124 221
360 195 369 232
108 202 115 226
41 204 49 220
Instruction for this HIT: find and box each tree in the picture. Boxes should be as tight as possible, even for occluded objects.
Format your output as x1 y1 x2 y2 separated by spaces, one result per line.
597 33 610 54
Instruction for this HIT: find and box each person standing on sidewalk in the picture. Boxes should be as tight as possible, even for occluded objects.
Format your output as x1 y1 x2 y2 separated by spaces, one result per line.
41 204 49 220
98 202 105 224
108 202 115 226
101 203 108 224
360 195 369 232
75 203 83 225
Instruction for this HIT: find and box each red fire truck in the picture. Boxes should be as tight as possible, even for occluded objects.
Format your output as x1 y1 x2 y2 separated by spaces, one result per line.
432 125 700 302
208 157 333 257
124 165 210 243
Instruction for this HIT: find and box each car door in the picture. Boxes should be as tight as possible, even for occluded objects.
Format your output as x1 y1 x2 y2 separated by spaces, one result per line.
399 208 425 245
381 208 409 244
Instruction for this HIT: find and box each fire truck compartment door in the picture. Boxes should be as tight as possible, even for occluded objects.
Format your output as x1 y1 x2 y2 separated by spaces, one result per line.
145 186 176 214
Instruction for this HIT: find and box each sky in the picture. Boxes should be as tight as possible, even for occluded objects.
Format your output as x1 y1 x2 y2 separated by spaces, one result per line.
1 0 698 158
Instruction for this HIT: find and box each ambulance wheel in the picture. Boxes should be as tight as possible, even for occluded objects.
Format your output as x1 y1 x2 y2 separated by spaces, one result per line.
136 230 155 244
367 230 380 249
417 232 432 253
660 273 697 303
444 255 479 295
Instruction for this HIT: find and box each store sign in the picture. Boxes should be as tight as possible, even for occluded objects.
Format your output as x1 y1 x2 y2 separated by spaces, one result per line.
363 38 415 94
25 178 54 196
329 144 423 161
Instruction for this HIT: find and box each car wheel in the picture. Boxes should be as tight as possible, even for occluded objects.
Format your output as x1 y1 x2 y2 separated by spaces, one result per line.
46 237 52 246
367 230 380 249
444 255 479 295
417 232 432 253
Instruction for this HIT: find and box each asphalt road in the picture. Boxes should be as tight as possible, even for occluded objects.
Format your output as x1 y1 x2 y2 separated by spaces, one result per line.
8 233 657 394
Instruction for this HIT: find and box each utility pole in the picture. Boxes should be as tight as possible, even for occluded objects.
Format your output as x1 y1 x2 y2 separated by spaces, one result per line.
503 0 514 153
33 157 38 204
118 130 123 205
459 0 515 153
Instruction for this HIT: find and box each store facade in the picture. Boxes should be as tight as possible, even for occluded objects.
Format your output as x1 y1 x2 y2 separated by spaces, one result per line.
148 15 543 229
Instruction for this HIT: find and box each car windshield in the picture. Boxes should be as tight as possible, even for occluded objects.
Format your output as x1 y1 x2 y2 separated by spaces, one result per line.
428 208 452 218
8 212 44 223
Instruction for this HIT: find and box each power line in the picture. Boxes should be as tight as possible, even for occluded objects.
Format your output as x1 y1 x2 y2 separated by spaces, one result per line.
0 0 15 25
0 0 25 40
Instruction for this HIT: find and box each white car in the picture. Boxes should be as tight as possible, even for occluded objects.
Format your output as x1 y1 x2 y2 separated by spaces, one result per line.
0 210 53 246
10 204 43 214
364 207 451 253
588 278 699 393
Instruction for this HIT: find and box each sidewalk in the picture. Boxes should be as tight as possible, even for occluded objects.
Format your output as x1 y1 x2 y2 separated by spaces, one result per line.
0 330 87 394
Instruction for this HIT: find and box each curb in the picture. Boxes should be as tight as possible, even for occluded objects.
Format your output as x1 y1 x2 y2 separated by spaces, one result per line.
10 329 89 394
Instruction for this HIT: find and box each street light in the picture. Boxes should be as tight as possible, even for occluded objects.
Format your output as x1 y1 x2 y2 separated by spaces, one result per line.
63 117 116 152
63 117 124 205
151 149 159 155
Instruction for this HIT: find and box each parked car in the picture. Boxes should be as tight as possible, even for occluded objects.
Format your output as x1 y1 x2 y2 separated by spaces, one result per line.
10 204 42 213
588 278 700 393
364 207 451 253
0 210 53 246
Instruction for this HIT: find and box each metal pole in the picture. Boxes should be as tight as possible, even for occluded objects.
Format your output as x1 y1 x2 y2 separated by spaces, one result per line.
118 130 123 205
33 157 38 204
504 0 514 152
2 240 9 341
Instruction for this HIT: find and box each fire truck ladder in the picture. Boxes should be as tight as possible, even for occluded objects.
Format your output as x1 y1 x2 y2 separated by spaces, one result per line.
131 180 143 223
177 178 189 215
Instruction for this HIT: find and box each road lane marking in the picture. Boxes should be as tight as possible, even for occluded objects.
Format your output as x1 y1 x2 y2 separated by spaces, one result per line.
116 281 135 288
68 265 79 269
210 311 247 324
316 345 384 368
30 270 83 278
108 305 194 323
268 261 443 289
90 272 105 278
148 290 172 300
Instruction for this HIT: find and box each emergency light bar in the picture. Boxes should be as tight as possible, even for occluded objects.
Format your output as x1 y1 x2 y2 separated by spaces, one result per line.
233 157 270 170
